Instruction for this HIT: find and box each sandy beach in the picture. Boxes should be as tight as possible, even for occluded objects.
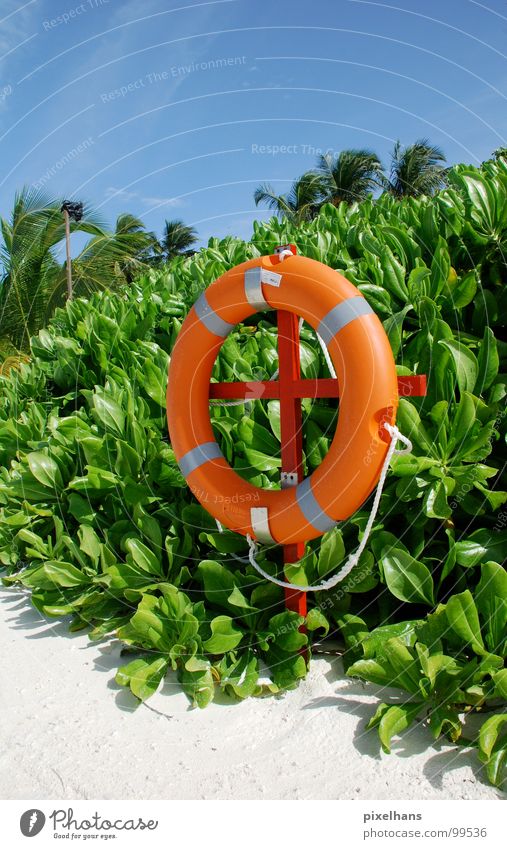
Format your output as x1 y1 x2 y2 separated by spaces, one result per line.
0 588 500 801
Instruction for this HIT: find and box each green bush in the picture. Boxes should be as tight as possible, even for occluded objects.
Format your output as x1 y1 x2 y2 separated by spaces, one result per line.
0 159 506 786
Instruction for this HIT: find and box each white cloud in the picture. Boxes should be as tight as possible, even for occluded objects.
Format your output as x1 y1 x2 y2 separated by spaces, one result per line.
141 194 182 208
104 185 138 201
104 185 182 208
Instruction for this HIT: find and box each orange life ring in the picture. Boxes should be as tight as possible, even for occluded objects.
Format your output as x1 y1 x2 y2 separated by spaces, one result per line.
167 252 398 545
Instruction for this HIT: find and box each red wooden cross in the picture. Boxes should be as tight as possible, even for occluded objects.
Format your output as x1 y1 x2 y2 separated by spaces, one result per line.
209 246 427 616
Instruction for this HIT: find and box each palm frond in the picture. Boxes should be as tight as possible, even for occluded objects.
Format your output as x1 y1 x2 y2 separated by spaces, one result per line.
386 139 447 198
316 149 384 205
160 219 198 260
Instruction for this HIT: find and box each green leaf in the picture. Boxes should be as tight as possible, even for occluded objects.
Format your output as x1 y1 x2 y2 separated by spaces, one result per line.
78 525 101 568
479 714 507 760
379 245 408 301
475 561 507 615
382 638 421 693
341 550 378 593
27 452 64 489
475 327 499 394
220 651 259 698
241 446 281 471
237 416 279 455
139 359 167 407
198 530 247 554
448 270 477 309
269 611 307 652
21 560 88 589
383 306 412 358
429 237 450 299
428 705 462 741
179 659 214 708
407 266 431 304
336 614 369 652
445 590 484 653
266 400 281 441
227 585 257 611
115 658 148 688
305 421 329 468
492 670 507 700
91 390 125 436
390 454 438 477
423 481 451 519
475 561 507 653
125 538 163 577
366 702 391 730
396 399 436 456
317 528 345 578
128 657 168 702
486 746 507 788
69 466 119 493
362 621 421 659
378 703 422 754
347 658 393 687
306 607 330 636
197 560 235 607
381 547 435 606
455 530 507 568
448 392 476 452
203 616 244 653
438 340 478 393
265 644 307 689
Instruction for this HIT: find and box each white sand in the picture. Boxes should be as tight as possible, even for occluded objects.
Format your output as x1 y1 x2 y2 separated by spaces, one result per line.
0 588 500 801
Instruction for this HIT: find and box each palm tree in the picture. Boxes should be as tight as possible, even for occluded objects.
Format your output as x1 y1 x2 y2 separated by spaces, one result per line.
159 219 198 262
254 171 326 224
316 149 384 205
68 214 158 293
492 147 507 162
0 190 157 349
0 187 72 350
382 139 447 198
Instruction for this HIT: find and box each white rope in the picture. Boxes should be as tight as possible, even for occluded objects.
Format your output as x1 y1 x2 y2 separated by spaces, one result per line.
317 332 337 379
215 518 251 563
245 422 412 592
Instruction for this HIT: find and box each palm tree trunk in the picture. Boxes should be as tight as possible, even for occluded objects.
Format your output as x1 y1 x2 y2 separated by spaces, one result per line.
64 208 73 300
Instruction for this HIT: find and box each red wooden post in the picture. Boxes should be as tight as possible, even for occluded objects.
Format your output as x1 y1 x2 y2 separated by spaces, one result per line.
277 310 307 617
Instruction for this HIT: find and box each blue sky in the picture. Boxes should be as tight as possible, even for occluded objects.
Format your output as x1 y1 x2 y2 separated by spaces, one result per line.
1 0 507 247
